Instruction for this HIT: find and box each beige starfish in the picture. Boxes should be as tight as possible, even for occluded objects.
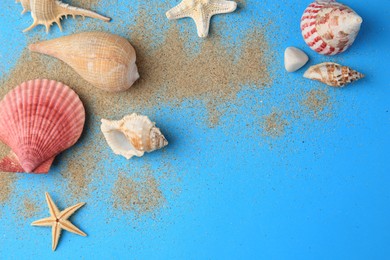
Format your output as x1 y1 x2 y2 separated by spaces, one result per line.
166 0 237 38
31 192 87 251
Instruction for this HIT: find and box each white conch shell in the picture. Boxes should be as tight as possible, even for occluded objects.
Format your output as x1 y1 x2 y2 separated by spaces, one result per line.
29 32 139 92
17 0 110 32
101 114 168 159
301 0 362 55
284 47 309 72
304 62 364 87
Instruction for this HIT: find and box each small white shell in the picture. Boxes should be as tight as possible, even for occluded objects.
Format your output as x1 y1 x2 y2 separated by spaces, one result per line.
284 47 309 72
101 114 168 159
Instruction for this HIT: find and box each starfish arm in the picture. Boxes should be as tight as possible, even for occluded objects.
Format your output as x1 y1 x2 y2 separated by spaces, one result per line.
193 7 212 38
60 220 87 237
194 1 237 37
31 217 55 226
52 223 62 251
59 202 86 220
166 0 193 20
45 192 60 218
208 1 237 15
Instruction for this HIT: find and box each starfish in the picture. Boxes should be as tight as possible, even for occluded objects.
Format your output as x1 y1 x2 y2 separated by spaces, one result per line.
31 192 87 251
166 0 237 38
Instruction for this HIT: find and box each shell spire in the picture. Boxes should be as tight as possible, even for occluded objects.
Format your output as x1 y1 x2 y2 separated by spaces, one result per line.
19 0 111 33
29 32 139 92
304 62 364 87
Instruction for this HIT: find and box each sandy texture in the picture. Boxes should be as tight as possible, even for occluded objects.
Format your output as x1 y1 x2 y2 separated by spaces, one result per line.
262 111 288 138
303 89 331 118
0 172 17 204
0 0 336 219
18 197 40 220
113 168 165 218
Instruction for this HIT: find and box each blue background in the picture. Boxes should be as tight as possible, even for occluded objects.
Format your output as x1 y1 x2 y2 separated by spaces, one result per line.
0 0 389 259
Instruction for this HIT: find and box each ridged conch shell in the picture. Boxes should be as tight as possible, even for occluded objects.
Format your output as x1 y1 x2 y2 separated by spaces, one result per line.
304 62 364 87
301 0 362 55
29 32 139 92
101 114 168 159
0 79 85 173
16 0 110 32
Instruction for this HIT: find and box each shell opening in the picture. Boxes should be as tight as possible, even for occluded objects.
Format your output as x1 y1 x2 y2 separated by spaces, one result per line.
101 114 167 160
107 130 134 154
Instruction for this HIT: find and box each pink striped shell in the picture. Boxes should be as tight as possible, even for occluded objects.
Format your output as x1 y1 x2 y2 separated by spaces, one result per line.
0 79 85 173
301 0 362 55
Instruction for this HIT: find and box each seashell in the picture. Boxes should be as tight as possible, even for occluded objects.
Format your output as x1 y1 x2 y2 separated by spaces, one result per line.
17 0 110 33
0 79 85 173
301 0 362 55
303 62 364 87
29 32 139 93
0 151 54 174
284 47 309 72
101 114 168 159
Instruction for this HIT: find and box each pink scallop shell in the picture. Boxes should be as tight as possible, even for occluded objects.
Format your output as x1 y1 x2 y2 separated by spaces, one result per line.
0 79 85 173
301 0 362 56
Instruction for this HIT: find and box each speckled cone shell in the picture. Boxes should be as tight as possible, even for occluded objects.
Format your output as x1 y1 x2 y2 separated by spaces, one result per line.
304 62 364 87
17 0 110 32
301 0 362 55
101 114 168 159
0 79 85 173
29 32 139 92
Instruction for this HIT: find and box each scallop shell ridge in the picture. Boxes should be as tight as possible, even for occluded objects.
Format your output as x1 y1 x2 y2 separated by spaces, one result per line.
0 79 85 173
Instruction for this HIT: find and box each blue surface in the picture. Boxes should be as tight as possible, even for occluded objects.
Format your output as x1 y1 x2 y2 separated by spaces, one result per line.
0 0 389 259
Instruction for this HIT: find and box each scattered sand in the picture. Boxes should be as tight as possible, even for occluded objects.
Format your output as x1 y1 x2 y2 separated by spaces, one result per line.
0 172 17 204
18 197 40 220
0 2 272 212
81 0 102 9
113 168 165 218
0 0 336 219
0 29 271 123
262 111 288 138
60 144 96 200
303 89 331 118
